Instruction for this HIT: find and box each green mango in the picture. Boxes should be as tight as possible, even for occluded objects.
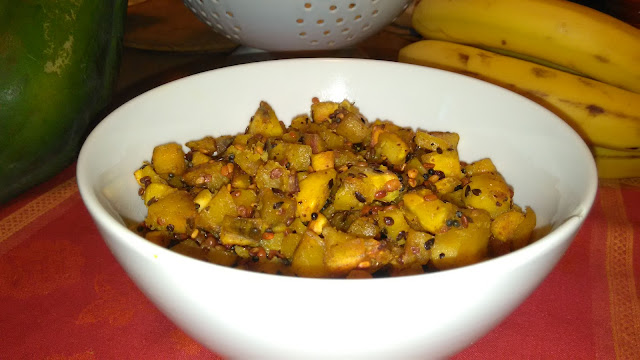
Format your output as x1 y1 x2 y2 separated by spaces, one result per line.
0 0 127 203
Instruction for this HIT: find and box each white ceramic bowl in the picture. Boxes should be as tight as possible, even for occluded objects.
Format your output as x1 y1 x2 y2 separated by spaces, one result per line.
182 0 412 51
77 58 598 360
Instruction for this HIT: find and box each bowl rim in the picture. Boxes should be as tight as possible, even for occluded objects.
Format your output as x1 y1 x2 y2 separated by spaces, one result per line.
77 57 599 283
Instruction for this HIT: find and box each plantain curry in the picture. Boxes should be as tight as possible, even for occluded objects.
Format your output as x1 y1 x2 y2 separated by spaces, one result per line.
131 98 536 278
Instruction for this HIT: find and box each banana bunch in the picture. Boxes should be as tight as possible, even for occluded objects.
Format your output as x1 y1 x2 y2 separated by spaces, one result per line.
398 0 640 178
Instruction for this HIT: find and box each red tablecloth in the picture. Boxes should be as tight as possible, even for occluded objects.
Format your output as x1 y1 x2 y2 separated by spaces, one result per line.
1 165 639 359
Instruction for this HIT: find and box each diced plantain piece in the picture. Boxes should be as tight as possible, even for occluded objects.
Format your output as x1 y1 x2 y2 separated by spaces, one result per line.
231 169 252 189
464 158 498 176
186 136 217 155
259 188 297 227
377 207 411 242
172 239 208 261
143 183 177 205
322 226 391 276
295 168 336 222
402 188 458 234
193 189 213 212
311 151 335 171
333 167 400 211
491 210 526 242
430 209 492 270
420 150 463 179
195 187 237 232
415 130 454 152
145 190 197 233
231 188 258 217
402 230 434 267
190 151 211 166
145 230 172 248
225 145 266 177
255 160 299 194
374 132 410 166
511 206 536 250
280 219 307 259
152 142 187 178
462 172 512 219
291 230 328 278
290 114 311 130
347 217 379 238
268 142 312 171
247 101 285 137
301 133 327 154
336 112 370 144
311 101 339 123
219 216 264 246
134 164 167 186
333 149 365 169
182 161 230 192
434 177 462 195
206 246 239 267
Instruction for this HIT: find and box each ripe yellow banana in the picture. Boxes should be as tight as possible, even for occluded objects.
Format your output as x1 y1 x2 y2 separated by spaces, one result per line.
398 40 640 151
591 146 640 157
594 156 640 179
412 0 640 93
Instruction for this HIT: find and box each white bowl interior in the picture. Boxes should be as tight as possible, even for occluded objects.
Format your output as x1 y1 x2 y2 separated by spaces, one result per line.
77 58 598 359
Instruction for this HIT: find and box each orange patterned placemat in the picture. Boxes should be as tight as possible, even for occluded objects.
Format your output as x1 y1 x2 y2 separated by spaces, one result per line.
1 166 638 359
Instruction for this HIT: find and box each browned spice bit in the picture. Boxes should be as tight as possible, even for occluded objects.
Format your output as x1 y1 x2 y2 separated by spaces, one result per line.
140 176 152 187
237 205 252 218
354 191 366 203
427 174 440 183
396 231 407 241
461 177 470 186
460 215 469 228
166 224 175 232
249 247 268 258
156 217 165 226
273 201 284 209
384 179 402 192
422 162 435 169
147 197 159 206
262 231 275 240
436 147 443 154
231 190 242 197
285 217 295 226
423 193 438 202
424 238 435 250
383 216 394 226
439 253 445 259
270 167 283 179
471 188 482 196
464 185 471 197
373 190 387 200
138 187 145 196
312 96 320 104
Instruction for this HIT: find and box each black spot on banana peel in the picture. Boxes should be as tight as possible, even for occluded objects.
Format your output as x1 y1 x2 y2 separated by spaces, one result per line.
586 105 605 116
458 53 469 66
531 67 556 78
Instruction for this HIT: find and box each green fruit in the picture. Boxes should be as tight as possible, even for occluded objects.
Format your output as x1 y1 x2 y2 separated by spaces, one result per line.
0 0 127 203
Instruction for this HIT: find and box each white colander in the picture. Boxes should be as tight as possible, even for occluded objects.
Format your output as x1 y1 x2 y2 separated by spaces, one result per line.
182 0 412 51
